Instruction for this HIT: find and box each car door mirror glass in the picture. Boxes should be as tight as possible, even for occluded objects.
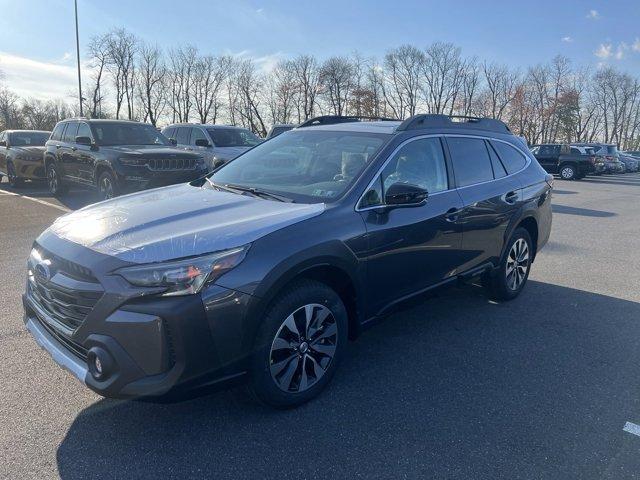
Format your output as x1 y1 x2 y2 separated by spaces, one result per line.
169 138 177 146
75 136 92 146
195 138 211 147
0 140 6 147
384 182 428 206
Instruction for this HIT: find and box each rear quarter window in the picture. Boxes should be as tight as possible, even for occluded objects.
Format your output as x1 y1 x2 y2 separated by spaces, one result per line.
447 137 494 187
491 141 528 174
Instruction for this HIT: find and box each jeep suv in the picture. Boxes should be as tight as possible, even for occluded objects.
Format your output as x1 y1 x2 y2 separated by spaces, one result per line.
24 114 552 407
44 119 208 200
161 123 261 171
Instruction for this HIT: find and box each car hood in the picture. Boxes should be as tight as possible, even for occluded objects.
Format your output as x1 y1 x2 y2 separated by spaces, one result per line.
44 183 325 263
106 145 201 158
213 146 251 160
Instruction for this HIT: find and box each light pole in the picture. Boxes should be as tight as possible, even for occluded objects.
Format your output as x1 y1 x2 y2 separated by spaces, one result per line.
74 0 83 116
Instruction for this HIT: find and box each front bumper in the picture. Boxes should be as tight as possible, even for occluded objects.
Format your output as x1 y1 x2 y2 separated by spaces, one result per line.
23 258 254 399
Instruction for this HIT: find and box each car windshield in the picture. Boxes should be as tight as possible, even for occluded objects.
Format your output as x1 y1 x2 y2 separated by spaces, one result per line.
207 128 261 147
9 131 50 146
208 130 390 203
91 123 171 146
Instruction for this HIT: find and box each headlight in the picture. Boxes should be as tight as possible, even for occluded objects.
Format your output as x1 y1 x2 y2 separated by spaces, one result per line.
115 245 249 296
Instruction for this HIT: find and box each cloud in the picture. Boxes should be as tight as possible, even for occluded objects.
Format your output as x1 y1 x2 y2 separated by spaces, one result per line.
614 42 628 60
594 43 612 59
561 36 573 43
0 52 89 101
256 8 264 13
633 38 640 52
586 9 600 19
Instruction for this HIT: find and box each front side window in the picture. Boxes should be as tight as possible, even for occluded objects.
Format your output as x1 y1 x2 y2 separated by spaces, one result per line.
491 140 527 174
207 128 261 147
91 123 171 146
447 137 494 187
209 130 389 203
360 137 448 208
76 123 92 141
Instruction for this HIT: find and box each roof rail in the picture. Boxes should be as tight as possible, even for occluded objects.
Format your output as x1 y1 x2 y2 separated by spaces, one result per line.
297 115 398 128
396 114 511 134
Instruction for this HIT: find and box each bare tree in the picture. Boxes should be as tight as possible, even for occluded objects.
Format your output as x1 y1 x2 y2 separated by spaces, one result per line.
291 55 321 121
479 62 520 121
319 56 354 115
229 59 268 136
105 28 138 119
193 55 226 124
422 42 466 115
383 45 424 119
168 45 198 123
137 42 167 126
266 59 298 124
85 33 110 118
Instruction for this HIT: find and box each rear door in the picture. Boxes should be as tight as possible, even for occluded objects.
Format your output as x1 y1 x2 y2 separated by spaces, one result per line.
446 136 523 273
359 136 464 315
58 122 79 180
535 145 558 173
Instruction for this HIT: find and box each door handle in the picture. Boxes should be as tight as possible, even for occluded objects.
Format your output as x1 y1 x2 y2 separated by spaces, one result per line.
504 191 518 204
445 207 459 222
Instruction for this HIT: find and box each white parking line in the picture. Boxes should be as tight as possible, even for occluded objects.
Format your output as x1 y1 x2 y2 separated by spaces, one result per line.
623 422 640 438
0 188 70 213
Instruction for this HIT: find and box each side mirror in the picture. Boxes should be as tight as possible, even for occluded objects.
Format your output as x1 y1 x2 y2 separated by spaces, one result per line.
384 182 428 206
169 138 177 146
0 140 6 147
212 157 226 169
195 139 211 148
75 136 93 146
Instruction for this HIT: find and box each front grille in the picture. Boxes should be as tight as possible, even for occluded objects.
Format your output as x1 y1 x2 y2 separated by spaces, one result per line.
36 316 88 360
28 247 103 331
147 158 196 171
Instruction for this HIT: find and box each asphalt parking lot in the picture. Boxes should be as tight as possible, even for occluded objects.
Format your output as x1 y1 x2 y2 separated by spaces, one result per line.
1 174 640 479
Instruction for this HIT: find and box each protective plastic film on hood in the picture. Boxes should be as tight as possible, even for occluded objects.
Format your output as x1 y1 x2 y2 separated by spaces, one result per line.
46 183 325 264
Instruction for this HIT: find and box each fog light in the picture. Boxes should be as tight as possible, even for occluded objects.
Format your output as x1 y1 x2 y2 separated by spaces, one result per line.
87 347 113 381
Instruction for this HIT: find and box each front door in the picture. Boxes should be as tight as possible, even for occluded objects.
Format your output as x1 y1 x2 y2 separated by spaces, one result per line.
359 136 464 316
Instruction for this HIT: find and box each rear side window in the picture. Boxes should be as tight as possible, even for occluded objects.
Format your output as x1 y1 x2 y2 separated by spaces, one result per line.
62 122 78 142
175 127 190 145
51 123 65 141
491 141 527 174
447 137 494 187
486 142 507 178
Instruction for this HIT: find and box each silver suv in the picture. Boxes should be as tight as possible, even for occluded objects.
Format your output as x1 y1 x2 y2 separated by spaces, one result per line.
161 124 262 171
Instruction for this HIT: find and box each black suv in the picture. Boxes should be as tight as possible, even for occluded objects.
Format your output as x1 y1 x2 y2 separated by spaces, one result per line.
530 143 598 180
24 115 552 407
44 119 207 200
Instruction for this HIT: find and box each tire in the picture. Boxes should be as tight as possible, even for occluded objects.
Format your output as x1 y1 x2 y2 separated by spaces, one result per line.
97 170 119 201
559 164 577 180
485 227 533 301
46 162 67 196
248 279 348 408
7 162 24 188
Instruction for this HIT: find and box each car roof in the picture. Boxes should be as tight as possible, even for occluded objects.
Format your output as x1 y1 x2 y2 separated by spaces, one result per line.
165 123 247 130
5 129 51 133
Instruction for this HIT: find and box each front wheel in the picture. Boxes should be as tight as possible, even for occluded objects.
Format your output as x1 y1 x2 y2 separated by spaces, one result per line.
46 163 67 196
485 228 533 301
97 170 118 201
559 164 577 180
7 162 24 188
249 279 348 408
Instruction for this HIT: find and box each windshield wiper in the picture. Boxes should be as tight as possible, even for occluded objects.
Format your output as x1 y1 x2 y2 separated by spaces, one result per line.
223 183 294 203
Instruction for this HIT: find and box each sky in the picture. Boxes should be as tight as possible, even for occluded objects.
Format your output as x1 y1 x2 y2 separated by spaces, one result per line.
0 0 639 101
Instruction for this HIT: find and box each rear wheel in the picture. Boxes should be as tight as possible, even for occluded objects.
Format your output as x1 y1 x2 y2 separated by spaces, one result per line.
559 164 577 180
7 162 24 188
485 228 533 301
46 163 67 196
249 279 348 408
97 170 118 201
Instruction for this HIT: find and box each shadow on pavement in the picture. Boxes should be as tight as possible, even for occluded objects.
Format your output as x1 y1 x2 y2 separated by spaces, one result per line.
552 204 616 218
552 189 578 195
56 281 640 479
0 178 99 210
